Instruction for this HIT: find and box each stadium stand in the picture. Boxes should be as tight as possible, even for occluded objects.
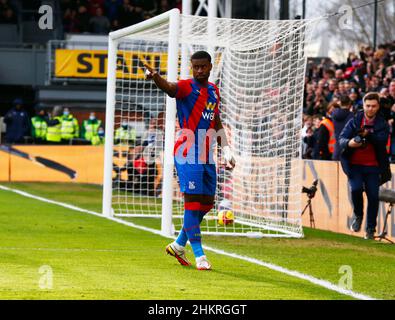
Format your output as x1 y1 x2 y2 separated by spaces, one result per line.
0 0 393 153
302 41 395 161
0 0 186 145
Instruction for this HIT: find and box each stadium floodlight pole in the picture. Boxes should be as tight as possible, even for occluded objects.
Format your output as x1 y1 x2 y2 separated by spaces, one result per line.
224 0 232 18
208 0 217 82
182 0 192 16
373 0 378 50
181 0 192 78
161 9 181 237
280 0 289 20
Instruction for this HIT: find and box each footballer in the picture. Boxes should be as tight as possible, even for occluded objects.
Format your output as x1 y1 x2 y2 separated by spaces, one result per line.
144 51 235 270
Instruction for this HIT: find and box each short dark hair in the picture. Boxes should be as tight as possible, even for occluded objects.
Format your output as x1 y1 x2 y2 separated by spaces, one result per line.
324 69 335 77
363 92 380 104
340 95 351 106
190 51 211 63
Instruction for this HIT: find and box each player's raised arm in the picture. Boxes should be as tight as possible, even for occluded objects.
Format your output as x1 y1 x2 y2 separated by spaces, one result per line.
143 63 177 98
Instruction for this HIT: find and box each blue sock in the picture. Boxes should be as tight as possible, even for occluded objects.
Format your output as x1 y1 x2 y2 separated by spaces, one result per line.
175 228 188 247
183 202 204 258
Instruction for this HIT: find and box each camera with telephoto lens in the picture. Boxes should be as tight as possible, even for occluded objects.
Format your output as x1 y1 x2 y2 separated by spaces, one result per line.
353 134 366 145
302 179 318 199
354 124 373 147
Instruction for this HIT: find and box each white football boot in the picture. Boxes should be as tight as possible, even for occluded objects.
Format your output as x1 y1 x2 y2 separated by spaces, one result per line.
165 242 191 266
196 255 212 270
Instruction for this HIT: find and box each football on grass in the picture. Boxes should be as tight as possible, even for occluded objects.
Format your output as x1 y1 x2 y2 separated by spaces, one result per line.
217 210 234 226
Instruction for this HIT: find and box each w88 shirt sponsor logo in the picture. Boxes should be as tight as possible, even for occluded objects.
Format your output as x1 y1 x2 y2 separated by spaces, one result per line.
202 102 216 120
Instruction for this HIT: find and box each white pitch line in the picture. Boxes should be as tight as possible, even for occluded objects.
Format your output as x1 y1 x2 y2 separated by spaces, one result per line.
201 245 375 300
0 247 142 253
0 185 376 300
0 185 166 237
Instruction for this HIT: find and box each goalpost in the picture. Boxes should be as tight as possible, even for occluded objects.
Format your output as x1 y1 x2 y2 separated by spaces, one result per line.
103 8 318 238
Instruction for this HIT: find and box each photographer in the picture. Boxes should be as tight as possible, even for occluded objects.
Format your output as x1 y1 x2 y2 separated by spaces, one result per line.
339 92 392 239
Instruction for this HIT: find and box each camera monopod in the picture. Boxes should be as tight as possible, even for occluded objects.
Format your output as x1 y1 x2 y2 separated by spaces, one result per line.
301 180 319 228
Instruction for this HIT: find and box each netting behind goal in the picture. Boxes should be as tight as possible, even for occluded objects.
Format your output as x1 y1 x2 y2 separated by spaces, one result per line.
104 10 318 238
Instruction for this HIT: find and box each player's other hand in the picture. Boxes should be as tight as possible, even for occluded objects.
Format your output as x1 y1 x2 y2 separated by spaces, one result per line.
143 63 157 79
223 146 235 170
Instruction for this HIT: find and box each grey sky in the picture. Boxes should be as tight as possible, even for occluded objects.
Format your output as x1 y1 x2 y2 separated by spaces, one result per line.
266 0 394 63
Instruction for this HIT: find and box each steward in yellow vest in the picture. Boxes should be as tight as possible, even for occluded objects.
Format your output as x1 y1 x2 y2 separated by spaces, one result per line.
60 108 79 144
46 105 63 144
91 127 105 145
115 121 136 145
81 112 102 145
31 105 48 144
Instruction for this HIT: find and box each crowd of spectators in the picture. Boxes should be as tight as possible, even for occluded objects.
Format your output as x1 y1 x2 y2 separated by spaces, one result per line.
302 41 395 162
61 0 182 34
0 0 184 31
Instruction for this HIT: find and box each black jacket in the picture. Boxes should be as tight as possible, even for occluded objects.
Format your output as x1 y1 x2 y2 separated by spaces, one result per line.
332 108 353 160
338 111 391 185
332 108 353 140
316 124 331 160
4 107 30 143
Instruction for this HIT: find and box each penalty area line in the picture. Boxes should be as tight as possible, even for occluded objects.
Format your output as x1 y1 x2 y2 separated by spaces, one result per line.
0 184 376 300
0 184 166 237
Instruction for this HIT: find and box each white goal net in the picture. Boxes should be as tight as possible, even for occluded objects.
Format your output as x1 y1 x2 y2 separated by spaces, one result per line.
103 9 319 238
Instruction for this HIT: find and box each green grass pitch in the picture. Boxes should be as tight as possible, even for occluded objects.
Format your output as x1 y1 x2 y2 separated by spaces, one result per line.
0 182 394 300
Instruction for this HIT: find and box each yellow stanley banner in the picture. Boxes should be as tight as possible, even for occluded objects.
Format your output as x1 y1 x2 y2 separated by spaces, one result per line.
55 49 168 79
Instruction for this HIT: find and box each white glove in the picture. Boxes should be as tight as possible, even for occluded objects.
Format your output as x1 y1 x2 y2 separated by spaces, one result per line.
223 146 235 169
